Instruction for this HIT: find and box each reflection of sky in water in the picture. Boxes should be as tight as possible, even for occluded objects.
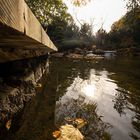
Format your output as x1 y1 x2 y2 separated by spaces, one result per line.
59 69 117 104
56 69 140 140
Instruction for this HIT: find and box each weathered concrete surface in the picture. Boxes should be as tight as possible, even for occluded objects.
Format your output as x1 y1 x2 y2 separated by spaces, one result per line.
0 47 49 63
0 0 57 63
0 56 49 136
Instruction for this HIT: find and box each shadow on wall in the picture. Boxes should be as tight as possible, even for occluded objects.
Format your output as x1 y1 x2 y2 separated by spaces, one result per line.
0 55 49 139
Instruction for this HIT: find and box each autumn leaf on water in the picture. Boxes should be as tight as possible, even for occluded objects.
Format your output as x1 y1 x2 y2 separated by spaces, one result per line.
5 119 12 130
75 118 85 124
53 124 84 140
74 118 87 129
53 130 61 138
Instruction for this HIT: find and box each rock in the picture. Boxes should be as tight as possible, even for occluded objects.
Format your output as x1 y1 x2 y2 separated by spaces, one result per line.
51 51 105 60
51 53 64 58
66 53 83 59
84 55 104 60
0 56 49 131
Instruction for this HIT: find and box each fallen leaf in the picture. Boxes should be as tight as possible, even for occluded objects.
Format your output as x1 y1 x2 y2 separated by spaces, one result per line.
75 118 84 124
5 119 12 130
53 130 61 138
74 118 87 129
57 124 84 140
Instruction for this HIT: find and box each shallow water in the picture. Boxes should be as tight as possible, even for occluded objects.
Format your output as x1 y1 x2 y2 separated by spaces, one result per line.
7 56 140 140
52 57 140 140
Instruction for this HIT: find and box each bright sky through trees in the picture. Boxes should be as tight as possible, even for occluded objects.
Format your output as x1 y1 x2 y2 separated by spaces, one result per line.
64 0 127 33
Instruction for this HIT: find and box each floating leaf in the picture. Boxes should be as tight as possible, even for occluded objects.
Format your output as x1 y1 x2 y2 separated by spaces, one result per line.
74 118 87 129
53 130 61 138
5 119 12 130
57 124 84 140
75 118 85 124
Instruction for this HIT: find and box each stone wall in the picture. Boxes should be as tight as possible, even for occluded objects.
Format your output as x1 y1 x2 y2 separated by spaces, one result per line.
0 55 49 133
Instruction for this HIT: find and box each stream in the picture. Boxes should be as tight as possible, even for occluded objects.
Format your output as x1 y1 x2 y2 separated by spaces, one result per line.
52 57 140 140
3 56 140 140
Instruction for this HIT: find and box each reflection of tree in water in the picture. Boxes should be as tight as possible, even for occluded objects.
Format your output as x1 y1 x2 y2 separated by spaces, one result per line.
55 95 111 140
132 113 140 132
130 109 140 139
52 58 140 139
113 87 140 139
52 59 91 100
113 88 129 116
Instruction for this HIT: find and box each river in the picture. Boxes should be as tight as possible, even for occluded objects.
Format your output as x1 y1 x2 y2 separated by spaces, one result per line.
52 56 140 140
6 56 140 140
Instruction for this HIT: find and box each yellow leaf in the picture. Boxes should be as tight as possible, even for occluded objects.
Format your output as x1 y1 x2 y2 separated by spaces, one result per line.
74 118 87 129
53 130 61 138
75 118 84 124
5 120 12 130
58 124 84 140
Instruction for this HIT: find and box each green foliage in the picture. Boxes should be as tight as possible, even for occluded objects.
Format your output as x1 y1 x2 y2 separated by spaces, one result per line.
95 28 107 48
47 18 95 50
26 0 71 27
80 23 93 41
101 7 140 50
26 0 95 51
125 0 140 11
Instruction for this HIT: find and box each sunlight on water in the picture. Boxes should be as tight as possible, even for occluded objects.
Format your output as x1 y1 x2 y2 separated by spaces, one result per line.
61 69 117 103
82 84 96 98
53 58 140 140
56 66 140 140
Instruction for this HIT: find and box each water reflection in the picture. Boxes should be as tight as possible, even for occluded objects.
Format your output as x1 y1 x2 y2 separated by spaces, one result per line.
83 84 96 98
6 71 57 140
54 58 140 140
5 57 140 140
113 88 130 116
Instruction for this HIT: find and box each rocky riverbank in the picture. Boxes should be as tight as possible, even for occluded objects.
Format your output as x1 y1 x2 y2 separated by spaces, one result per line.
117 47 140 56
51 52 104 60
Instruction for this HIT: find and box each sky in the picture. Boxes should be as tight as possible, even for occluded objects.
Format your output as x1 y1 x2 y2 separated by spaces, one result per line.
63 0 127 33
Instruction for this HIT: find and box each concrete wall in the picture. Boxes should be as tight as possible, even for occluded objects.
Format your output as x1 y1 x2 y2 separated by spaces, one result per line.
0 0 57 63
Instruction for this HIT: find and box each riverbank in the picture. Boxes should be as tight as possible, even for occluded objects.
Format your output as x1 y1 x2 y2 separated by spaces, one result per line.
117 47 140 56
51 51 105 60
51 47 140 60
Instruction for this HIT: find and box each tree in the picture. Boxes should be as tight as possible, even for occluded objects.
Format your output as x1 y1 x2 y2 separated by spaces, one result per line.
26 0 71 27
103 6 140 49
95 28 107 48
80 23 92 37
25 0 97 51
125 0 140 11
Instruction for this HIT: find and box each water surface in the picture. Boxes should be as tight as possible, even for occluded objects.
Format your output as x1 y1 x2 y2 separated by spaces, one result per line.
9 57 140 140
53 57 140 140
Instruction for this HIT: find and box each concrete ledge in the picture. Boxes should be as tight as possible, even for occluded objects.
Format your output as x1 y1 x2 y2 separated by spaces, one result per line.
0 0 57 51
